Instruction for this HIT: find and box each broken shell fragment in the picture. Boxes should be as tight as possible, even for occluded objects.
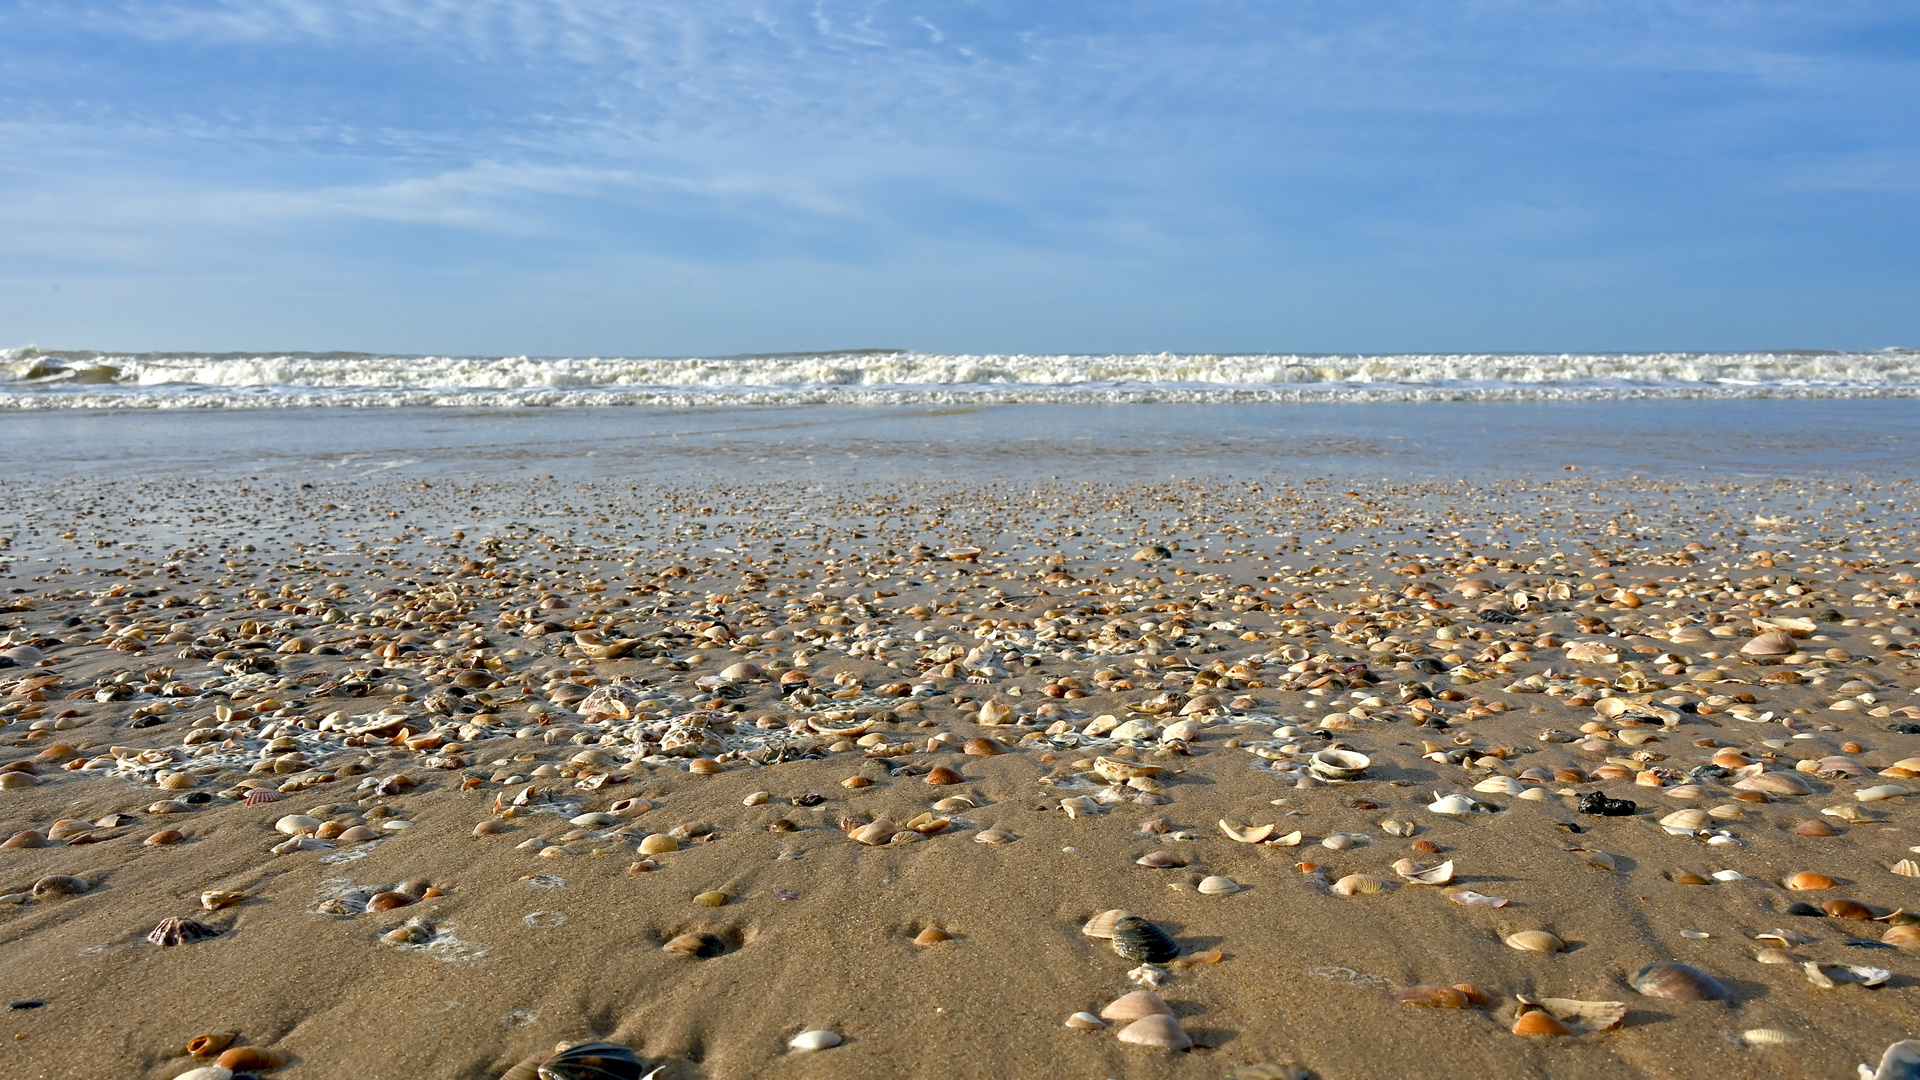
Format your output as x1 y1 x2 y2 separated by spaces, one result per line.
1218 820 1276 844
533 1041 645 1079
1393 858 1455 886
200 890 244 911
1307 749 1369 781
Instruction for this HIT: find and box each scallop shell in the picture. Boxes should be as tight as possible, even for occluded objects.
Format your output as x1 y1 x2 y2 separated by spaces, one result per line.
535 1041 645 1080
1115 1014 1191 1050
1885 925 1920 951
1629 961 1728 1001
1331 874 1389 896
1504 930 1565 953
148 916 221 946
1110 916 1180 963
1196 875 1241 895
1081 909 1134 939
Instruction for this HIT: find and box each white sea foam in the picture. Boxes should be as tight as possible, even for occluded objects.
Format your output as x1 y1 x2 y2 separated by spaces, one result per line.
2 346 1915 409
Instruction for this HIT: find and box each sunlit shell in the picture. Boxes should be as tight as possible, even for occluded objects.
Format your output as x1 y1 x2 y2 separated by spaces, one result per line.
1659 808 1711 831
1528 996 1627 1033
1272 829 1304 846
1081 909 1135 939
1197 875 1241 896
973 828 1015 844
274 814 323 835
1065 1012 1106 1030
1331 874 1389 897
1135 850 1186 868
1740 631 1796 656
1504 930 1565 953
1511 1007 1571 1036
1785 871 1837 891
1115 1014 1191 1050
787 1030 842 1052
1629 962 1728 1001
1891 860 1920 878
1740 1029 1797 1046
1100 990 1173 1020
1881 925 1920 951
1793 819 1838 837
1380 819 1416 837
1393 859 1454 886
1427 794 1477 815
1307 749 1370 781
1856 785 1911 803
1733 771 1813 796
1395 985 1470 1008
1803 962 1891 989
661 931 727 957
1218 820 1276 843
1822 899 1876 920
1474 776 1525 796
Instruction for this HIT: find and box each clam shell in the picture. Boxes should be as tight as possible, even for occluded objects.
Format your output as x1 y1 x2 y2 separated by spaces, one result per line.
536 1041 645 1080
1065 1012 1105 1030
1629 961 1728 1001
1110 916 1179 963
1380 819 1416 838
1511 1007 1571 1036
1393 859 1454 886
1856 785 1911 803
1474 776 1525 796
662 931 727 957
274 814 323 835
148 916 220 946
1659 808 1711 831
787 1030 842 1052
1307 749 1369 781
1395 985 1470 1008
1804 962 1891 989
1115 1014 1191 1050
1099 990 1173 1020
1427 793 1477 815
1785 871 1836 890
1740 631 1796 656
1528 996 1626 1032
1503 930 1564 953
1196 875 1241 895
1884 925 1920 951
1135 850 1186 868
1081 909 1134 939
1331 874 1389 896
1734 771 1814 796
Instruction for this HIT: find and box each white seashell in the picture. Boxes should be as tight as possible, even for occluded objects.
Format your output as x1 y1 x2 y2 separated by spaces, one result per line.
788 1030 843 1052
1712 870 1749 881
1427 793 1477 815
570 812 622 827
1504 930 1565 953
1518 788 1550 801
1196 875 1241 895
1160 719 1201 742
1856 785 1910 803
1393 858 1454 886
1321 832 1357 850
1526 996 1626 1033
1741 1028 1796 1046
1109 719 1159 741
1065 1011 1105 1030
1890 859 1920 878
274 814 322 835
1446 890 1508 907
174 1068 235 1080
1115 1014 1192 1049
1805 962 1891 989
1218 820 1276 843
270 836 333 854
1680 929 1711 939
1270 830 1304 846
1659 808 1711 832
1379 819 1415 837
1331 873 1388 896
1474 776 1525 795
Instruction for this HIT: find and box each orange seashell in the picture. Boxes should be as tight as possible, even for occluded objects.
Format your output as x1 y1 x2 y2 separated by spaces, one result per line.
145 829 186 846
841 776 873 788
186 1032 236 1056
924 766 963 786
1882 925 1920 951
1295 862 1318 873
1512 1008 1571 1036
216 1047 287 1070
1842 741 1863 754
962 738 1002 756
1785 871 1836 890
366 891 415 911
1453 984 1491 1006
1411 840 1442 854
687 758 724 775
1396 985 1469 1008
1822 899 1874 920
913 926 952 946
1792 820 1837 837
1553 768 1589 783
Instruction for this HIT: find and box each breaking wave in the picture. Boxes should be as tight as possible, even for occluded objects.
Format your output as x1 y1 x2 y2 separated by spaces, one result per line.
2 346 1916 409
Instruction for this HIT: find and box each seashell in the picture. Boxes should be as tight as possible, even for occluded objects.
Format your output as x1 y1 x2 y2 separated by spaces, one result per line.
1856 785 1911 802
1803 962 1891 989
1891 859 1920 878
1793 819 1838 836
148 916 221 946
962 738 1002 756
934 795 979 811
535 1041 646 1080
1629 962 1728 1001
1226 1066 1312 1080
1380 819 1416 838
1093 757 1162 783
201 889 244 911
852 819 898 846
1734 771 1813 796
1219 820 1276 843
2 830 48 848
474 819 509 836
973 828 1015 844
1082 909 1134 939
1511 1007 1571 1036
1741 631 1796 656
662 931 727 957
1308 749 1370 781
1427 793 1477 815
1065 1011 1105 1030
1659 808 1711 832
1100 990 1174 1020
1115 1014 1191 1050
145 828 186 846
1446 890 1509 907
31 874 89 898
367 891 416 911
1135 850 1186 868
1823 899 1876 919
44 819 92 842
1332 874 1389 896
787 1030 842 1052
638 834 678 854
215 1047 287 1071
1504 930 1565 953
1529 996 1626 1033
1393 858 1454 885
1785 871 1836 890
1061 796 1102 819
1396 985 1469 1008
1272 830 1304 846
274 814 323 835
1755 948 1797 964
186 1031 237 1056
1881 924 1920 950
1321 833 1357 851
687 758 724 775
1587 850 1618 871
1740 1028 1796 1046
1862 1040 1920 1080
912 926 951 945
1110 916 1180 963
924 766 963 786
338 825 380 843
172 1069 232 1080
1474 776 1525 795
1197 875 1241 895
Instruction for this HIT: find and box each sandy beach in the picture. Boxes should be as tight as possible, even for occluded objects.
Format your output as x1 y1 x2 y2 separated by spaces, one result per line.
2 408 1918 1079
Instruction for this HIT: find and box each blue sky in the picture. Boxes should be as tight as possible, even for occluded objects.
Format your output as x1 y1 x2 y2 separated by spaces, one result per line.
1 1 1915 355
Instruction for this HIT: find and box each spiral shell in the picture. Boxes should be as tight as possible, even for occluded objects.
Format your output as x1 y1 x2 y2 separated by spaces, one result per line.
1109 916 1179 963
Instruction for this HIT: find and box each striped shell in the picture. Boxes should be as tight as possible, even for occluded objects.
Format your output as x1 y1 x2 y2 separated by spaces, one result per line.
536 1042 645 1080
1740 1028 1796 1046
1109 916 1179 963
243 789 287 806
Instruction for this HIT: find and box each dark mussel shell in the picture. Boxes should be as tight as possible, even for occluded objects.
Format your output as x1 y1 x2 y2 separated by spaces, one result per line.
1577 793 1636 817
537 1042 646 1080
1629 962 1728 1002
148 916 222 946
1110 916 1180 963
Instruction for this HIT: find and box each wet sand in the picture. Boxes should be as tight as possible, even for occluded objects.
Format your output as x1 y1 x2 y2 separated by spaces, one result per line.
2 412 1919 1080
